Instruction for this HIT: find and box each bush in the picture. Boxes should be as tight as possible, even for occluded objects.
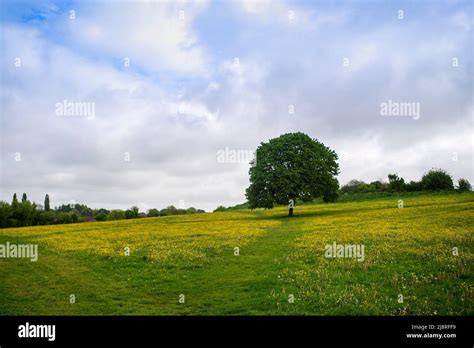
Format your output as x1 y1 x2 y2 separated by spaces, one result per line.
322 190 338 202
388 173 406 192
406 180 423 192
56 212 72 224
160 206 178 216
186 207 197 214
340 180 366 194
0 201 12 228
457 178 472 191
341 181 385 194
147 209 160 217
361 183 376 193
125 206 140 219
108 210 126 220
7 218 19 228
71 213 79 223
421 169 454 191
95 212 107 221
370 181 389 192
33 211 56 225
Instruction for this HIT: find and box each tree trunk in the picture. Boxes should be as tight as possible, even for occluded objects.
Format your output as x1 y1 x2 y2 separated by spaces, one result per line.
288 207 293 216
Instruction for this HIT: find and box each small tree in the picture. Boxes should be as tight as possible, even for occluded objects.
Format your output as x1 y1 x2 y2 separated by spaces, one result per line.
421 169 454 191
160 205 178 216
370 181 389 192
406 180 422 192
10 194 20 226
186 207 197 214
125 206 140 219
340 180 366 194
44 194 50 211
108 210 126 220
246 132 339 215
388 173 406 192
147 208 160 217
94 212 107 221
0 202 12 228
457 178 472 191
22 193 27 202
16 200 37 226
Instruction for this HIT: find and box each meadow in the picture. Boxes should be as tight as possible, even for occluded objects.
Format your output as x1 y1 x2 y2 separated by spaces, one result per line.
0 193 472 315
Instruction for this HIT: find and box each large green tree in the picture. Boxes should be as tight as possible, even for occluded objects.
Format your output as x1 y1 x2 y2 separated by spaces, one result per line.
246 132 339 213
421 169 454 190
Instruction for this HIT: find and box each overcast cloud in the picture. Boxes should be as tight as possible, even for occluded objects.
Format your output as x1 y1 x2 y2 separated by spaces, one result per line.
0 0 472 211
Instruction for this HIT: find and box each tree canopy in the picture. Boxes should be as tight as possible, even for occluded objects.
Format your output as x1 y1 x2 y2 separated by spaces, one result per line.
246 132 340 209
421 168 454 190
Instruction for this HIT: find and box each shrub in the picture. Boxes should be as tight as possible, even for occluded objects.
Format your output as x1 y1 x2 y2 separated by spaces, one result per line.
322 189 339 202
0 201 11 228
125 206 140 219
162 206 178 216
7 218 19 228
147 208 160 217
186 207 197 214
34 211 56 225
108 210 126 220
457 178 472 191
71 213 79 223
388 173 406 192
370 181 389 192
421 169 454 190
95 212 107 221
406 180 423 192
340 180 366 194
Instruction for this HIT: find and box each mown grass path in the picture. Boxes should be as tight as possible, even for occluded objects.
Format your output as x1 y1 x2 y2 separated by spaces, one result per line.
169 214 305 315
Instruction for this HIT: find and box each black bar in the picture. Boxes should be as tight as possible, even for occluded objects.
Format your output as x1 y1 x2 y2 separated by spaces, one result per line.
0 316 472 346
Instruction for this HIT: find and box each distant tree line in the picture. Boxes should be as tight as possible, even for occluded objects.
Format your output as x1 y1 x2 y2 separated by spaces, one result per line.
0 194 205 229
215 168 471 211
340 168 471 194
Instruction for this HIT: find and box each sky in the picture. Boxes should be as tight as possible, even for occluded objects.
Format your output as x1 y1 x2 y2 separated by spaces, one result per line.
0 0 472 212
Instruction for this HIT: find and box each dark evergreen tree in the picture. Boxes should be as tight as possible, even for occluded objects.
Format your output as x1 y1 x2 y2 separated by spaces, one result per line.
44 194 50 211
12 193 18 205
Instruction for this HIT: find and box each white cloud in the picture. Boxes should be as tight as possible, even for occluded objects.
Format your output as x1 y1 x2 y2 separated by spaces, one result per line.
237 0 347 29
67 0 209 76
450 11 471 31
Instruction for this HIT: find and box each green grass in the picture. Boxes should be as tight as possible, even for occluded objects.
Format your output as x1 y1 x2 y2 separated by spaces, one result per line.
0 192 472 315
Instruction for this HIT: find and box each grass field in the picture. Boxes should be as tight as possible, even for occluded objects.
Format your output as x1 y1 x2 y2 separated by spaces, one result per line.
0 193 472 315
